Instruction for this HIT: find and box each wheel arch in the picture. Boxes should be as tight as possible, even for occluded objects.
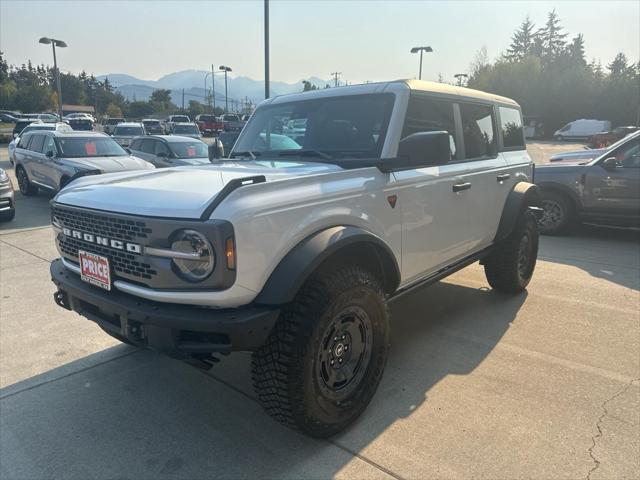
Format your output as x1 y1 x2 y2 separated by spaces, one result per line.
254 226 401 306
537 182 581 212
494 181 542 242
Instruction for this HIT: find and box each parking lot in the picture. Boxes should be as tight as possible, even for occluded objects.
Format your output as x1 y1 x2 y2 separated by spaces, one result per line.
0 142 638 479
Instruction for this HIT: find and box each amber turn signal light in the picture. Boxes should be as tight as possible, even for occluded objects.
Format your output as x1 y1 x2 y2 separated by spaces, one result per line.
226 237 236 270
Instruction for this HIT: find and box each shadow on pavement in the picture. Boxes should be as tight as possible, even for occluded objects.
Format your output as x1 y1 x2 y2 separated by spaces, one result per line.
0 280 526 479
539 225 640 290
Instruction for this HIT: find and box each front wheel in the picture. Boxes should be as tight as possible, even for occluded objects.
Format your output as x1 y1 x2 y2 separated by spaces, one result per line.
539 191 574 235
251 265 390 438
484 210 539 294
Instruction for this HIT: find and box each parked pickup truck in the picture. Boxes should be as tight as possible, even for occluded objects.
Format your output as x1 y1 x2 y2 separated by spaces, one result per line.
536 131 640 234
220 113 243 132
164 115 191 134
195 114 224 136
50 80 541 437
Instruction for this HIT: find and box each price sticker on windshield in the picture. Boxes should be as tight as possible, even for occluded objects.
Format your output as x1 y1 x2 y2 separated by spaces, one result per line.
187 146 196 156
85 142 97 155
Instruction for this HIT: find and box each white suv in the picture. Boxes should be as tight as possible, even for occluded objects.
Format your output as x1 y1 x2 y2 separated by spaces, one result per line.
50 80 541 437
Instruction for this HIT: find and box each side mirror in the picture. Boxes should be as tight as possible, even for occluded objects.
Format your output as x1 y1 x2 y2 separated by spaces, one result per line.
45 150 55 158
156 151 167 158
381 131 451 172
125 148 131 154
208 139 224 161
601 157 619 170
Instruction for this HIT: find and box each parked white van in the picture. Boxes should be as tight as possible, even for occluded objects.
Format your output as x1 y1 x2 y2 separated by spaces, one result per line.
554 119 611 141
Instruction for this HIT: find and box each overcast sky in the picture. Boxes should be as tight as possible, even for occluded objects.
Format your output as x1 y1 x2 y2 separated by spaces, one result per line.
1 0 638 84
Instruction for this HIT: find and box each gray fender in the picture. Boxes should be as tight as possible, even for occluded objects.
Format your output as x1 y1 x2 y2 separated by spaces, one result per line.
494 182 541 242
254 226 401 306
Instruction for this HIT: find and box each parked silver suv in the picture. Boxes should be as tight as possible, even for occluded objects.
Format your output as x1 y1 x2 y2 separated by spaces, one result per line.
13 130 154 194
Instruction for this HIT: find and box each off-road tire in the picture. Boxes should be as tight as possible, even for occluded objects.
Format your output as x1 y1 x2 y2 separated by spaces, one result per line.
251 265 390 438
539 191 574 235
0 209 15 222
484 210 539 294
16 166 38 196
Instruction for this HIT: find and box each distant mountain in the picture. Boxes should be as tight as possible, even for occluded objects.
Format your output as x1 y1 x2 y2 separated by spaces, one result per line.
97 70 331 105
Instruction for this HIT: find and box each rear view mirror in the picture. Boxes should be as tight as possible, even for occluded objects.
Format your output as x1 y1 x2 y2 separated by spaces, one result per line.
208 139 224 161
601 157 619 170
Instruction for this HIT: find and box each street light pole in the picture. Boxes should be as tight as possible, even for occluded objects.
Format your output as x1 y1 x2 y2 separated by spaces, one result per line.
410 46 433 80
211 64 216 112
219 65 232 113
39 37 67 119
264 0 270 99
204 72 212 108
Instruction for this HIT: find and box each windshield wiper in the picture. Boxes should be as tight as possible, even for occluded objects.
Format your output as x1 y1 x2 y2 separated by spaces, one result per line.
276 149 333 160
230 151 260 159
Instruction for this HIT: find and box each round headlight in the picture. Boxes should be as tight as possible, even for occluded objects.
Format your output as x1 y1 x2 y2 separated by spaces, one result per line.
170 230 215 282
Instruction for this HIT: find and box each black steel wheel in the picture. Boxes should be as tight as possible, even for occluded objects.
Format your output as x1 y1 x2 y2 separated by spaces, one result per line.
252 265 390 438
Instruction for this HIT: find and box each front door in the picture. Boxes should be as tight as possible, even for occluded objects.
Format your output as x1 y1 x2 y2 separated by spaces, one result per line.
583 135 640 224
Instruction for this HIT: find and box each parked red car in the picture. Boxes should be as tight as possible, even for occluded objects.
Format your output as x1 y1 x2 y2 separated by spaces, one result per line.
588 126 638 148
195 114 224 136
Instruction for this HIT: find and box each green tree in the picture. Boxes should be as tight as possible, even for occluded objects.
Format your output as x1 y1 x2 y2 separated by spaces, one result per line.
536 9 568 62
127 101 154 119
106 103 123 117
302 80 318 91
505 17 536 62
188 100 204 118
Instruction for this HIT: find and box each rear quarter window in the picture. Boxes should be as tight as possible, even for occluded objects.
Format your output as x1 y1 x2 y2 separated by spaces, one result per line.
499 106 525 150
460 103 497 159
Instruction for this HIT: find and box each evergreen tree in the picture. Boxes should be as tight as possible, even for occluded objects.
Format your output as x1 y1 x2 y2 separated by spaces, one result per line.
505 17 536 61
536 9 568 61
567 34 586 65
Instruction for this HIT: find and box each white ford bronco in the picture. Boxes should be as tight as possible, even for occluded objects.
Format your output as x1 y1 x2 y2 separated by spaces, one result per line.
50 80 541 437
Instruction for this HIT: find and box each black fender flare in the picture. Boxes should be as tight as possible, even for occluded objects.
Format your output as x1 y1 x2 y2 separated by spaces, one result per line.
494 182 542 242
254 226 401 306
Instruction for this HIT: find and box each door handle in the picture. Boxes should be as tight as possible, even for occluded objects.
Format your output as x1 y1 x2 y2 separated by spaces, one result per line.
452 182 472 192
497 173 511 182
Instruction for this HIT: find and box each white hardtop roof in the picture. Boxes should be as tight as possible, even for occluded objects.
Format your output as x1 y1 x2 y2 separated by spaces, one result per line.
265 79 519 107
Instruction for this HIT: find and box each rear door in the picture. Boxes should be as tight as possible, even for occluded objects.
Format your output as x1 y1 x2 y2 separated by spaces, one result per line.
24 134 47 186
38 135 62 189
456 102 510 252
393 94 473 284
583 135 640 223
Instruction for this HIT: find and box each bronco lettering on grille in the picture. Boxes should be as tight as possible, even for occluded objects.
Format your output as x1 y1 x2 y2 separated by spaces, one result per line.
62 228 142 253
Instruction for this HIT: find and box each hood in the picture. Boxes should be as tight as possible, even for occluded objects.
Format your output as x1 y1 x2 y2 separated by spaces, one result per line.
535 162 588 176
62 155 155 173
54 160 341 219
549 149 604 162
174 157 211 166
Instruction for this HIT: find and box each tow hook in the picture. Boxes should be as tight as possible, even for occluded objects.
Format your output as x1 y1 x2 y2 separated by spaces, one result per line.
53 290 71 310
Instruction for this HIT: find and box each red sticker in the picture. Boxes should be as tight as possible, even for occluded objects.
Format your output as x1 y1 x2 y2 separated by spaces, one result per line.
85 142 97 155
187 146 196 156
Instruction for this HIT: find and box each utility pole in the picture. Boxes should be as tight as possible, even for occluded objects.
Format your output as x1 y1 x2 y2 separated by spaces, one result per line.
219 65 232 113
454 73 468 86
182 88 185 111
331 72 341 87
264 0 270 99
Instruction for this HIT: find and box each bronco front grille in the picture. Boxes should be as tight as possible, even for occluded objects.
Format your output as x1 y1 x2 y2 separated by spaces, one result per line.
52 205 158 284
58 236 157 280
51 205 152 241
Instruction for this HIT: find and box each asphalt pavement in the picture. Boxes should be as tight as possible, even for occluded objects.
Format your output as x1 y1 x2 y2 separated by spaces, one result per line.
0 143 638 480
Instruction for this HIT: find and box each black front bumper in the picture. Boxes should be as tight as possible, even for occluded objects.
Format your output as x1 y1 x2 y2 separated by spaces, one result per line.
50 259 279 357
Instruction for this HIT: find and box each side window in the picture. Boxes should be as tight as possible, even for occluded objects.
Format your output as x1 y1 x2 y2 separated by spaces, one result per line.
17 135 32 150
154 140 170 156
140 139 155 154
130 139 141 150
28 134 45 153
402 95 457 160
460 103 497 159
617 140 640 169
499 107 525 150
43 136 57 156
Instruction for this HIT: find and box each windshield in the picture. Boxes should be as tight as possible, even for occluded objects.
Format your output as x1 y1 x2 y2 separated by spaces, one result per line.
143 121 160 126
57 137 128 158
172 116 190 122
114 126 144 136
107 119 124 125
169 141 208 158
223 115 240 122
173 125 199 134
199 115 216 122
233 93 394 160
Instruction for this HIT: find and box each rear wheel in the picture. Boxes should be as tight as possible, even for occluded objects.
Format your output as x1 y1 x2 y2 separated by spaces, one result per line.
251 265 390 438
539 191 574 235
484 210 539 294
16 166 38 196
